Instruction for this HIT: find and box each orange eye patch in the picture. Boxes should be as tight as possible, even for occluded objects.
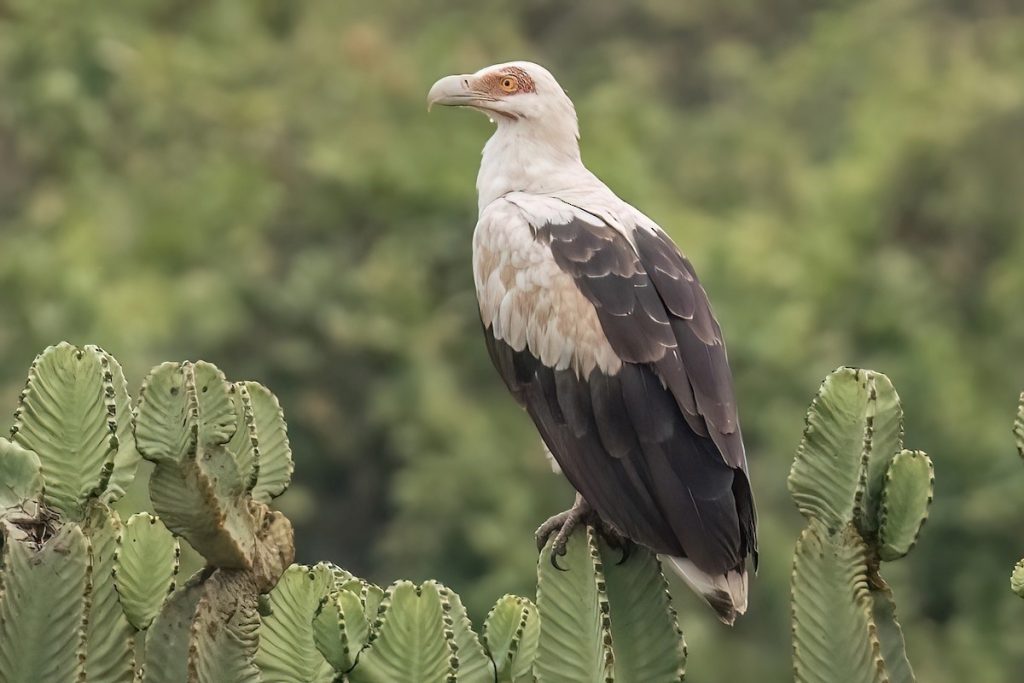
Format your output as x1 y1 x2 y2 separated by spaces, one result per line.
480 67 536 96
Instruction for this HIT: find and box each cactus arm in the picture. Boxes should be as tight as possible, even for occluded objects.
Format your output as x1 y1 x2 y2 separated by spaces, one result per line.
83 503 136 683
483 595 540 683
313 588 368 671
142 570 208 683
871 582 915 683
1012 393 1024 597
244 381 294 502
0 522 91 683
1011 560 1024 598
226 383 259 491
348 580 455 683
187 570 262 683
0 438 43 517
443 586 492 683
11 343 119 520
788 368 873 531
877 450 934 561
598 537 687 682
102 350 141 504
255 563 336 681
791 521 886 683
114 512 180 630
136 361 256 567
1015 392 1023 460
790 368 930 683
535 526 614 683
858 373 904 536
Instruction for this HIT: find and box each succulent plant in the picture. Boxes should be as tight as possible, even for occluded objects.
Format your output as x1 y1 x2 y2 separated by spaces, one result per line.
3 346 952 682
789 367 934 683
251 526 686 683
1011 393 1024 599
0 344 295 683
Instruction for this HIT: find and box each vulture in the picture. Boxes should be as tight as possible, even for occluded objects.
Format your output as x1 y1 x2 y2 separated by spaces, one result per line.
428 61 757 624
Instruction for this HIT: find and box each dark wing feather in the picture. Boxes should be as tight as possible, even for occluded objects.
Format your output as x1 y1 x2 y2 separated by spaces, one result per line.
540 218 746 471
481 214 757 573
483 328 748 572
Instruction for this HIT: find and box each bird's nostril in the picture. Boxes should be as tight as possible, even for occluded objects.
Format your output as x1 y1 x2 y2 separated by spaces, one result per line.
463 79 470 88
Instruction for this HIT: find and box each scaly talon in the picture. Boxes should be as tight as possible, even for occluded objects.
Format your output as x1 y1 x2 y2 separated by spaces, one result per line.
535 510 572 551
535 494 593 569
535 494 637 569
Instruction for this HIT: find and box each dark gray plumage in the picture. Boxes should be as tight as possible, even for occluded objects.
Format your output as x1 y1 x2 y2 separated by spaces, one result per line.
485 217 757 578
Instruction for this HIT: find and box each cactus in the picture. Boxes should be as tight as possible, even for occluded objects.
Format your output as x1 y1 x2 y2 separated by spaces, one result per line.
82 502 136 683
0 343 693 681
1012 393 1024 598
789 368 934 683
11 344 119 521
252 526 684 683
0 344 135 683
1016 392 1024 460
114 512 180 630
483 594 540 682
0 344 298 683
535 528 687 683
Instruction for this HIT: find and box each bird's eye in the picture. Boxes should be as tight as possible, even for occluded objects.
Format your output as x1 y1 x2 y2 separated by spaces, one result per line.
499 76 519 93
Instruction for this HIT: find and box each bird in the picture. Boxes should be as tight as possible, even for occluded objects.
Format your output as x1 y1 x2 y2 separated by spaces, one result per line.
428 61 757 625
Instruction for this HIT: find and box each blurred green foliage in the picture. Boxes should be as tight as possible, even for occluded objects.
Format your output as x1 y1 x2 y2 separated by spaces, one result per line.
1 0 1023 680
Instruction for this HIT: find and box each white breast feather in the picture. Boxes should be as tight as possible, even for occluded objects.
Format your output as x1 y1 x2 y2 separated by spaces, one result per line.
473 198 622 377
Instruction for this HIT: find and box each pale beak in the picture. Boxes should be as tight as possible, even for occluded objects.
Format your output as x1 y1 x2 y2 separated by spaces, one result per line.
427 74 491 111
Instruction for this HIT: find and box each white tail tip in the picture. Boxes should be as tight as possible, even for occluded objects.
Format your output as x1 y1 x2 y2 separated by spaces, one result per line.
666 557 748 626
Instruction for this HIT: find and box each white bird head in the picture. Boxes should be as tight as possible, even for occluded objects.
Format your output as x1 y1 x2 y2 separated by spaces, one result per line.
428 61 578 137
429 61 590 209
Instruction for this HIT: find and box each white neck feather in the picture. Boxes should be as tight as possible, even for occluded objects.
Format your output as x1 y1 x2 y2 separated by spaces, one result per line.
476 116 591 211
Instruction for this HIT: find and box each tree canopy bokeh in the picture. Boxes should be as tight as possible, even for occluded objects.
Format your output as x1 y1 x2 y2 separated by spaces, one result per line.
1 0 1023 679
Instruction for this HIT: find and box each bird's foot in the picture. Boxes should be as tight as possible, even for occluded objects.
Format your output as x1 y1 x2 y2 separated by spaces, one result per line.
535 495 635 569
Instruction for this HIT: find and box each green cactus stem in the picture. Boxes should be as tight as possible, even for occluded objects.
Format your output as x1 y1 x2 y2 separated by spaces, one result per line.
791 520 885 683
187 570 263 683
536 526 614 683
789 367 933 683
535 526 687 683
255 563 337 682
1011 393 1024 598
83 503 136 683
313 587 369 672
114 512 180 630
11 343 121 521
483 595 540 683
135 361 257 568
245 381 294 503
877 450 934 562
0 438 43 519
102 348 141 504
347 580 458 683
1015 392 1023 460
142 570 210 683
599 536 687 683
0 522 91 683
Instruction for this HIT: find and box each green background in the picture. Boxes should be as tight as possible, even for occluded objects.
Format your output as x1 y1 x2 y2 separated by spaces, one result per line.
1 0 1022 679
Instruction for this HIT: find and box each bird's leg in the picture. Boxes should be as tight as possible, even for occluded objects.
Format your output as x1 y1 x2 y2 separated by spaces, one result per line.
536 494 637 568
594 520 634 565
535 493 592 570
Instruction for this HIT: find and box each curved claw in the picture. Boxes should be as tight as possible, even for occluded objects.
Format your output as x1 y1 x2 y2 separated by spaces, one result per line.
550 548 568 571
615 539 633 565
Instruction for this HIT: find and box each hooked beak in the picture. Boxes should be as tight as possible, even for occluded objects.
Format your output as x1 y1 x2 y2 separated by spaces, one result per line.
427 74 494 111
